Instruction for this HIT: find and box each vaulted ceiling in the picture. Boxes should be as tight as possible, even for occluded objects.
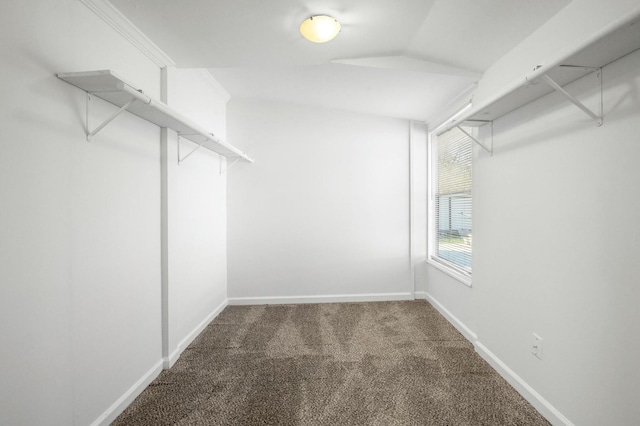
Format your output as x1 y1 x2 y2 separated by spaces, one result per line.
111 0 572 121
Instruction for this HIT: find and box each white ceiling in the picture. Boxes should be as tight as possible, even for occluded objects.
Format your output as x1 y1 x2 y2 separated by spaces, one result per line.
110 0 572 121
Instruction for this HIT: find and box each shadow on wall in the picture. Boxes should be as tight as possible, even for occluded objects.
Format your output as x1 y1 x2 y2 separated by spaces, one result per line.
484 66 640 156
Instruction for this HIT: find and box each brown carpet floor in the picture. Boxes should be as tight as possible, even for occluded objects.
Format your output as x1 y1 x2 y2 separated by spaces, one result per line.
114 300 550 425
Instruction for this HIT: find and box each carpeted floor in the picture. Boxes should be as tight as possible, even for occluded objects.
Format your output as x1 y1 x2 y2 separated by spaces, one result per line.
114 300 550 425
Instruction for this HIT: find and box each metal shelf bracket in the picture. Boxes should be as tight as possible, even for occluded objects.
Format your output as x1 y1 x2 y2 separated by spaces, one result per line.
177 133 211 165
86 93 137 141
456 122 493 156
540 68 603 126
178 133 242 175
177 132 240 174
220 158 240 175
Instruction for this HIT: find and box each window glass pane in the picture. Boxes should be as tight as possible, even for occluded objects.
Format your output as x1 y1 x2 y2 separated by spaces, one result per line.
432 126 472 275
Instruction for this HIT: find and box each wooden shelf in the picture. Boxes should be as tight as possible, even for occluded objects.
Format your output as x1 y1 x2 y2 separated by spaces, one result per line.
57 70 253 162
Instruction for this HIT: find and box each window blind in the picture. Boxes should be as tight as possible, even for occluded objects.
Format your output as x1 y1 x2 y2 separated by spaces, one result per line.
432 126 472 275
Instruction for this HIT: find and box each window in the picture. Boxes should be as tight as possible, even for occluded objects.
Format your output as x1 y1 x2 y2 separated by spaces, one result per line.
429 121 473 284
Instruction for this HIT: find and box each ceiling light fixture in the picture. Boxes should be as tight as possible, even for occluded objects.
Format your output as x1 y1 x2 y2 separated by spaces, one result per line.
300 15 341 43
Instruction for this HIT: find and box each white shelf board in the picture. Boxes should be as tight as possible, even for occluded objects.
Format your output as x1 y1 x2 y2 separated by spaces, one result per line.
463 66 594 124
449 14 640 128
57 70 253 162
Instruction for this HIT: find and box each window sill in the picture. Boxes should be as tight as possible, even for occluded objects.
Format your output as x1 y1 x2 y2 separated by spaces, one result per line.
426 257 472 288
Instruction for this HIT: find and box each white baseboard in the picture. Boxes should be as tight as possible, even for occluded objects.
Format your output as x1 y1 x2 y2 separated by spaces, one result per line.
227 292 414 306
91 360 163 426
474 342 574 426
163 298 229 369
421 291 478 342
93 292 572 426
414 290 427 300
421 291 572 426
93 299 229 425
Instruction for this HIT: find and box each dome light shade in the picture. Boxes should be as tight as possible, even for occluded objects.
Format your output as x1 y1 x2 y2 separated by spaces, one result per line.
300 15 341 43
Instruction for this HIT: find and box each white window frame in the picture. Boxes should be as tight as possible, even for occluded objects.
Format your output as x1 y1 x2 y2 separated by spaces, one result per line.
427 106 473 287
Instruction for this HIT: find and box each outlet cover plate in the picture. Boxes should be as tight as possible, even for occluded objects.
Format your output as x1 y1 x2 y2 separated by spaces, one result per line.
532 333 543 360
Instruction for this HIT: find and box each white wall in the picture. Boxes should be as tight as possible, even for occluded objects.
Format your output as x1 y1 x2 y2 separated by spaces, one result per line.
417 3 640 423
410 122 428 293
0 2 233 425
162 68 229 365
474 49 640 426
475 0 640 105
227 100 411 302
0 1 162 425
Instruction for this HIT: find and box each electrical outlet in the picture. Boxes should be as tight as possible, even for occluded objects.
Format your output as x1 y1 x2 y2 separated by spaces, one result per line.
532 333 543 360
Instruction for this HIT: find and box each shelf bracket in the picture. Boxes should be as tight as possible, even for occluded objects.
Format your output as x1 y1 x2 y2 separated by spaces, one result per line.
86 93 137 141
540 71 603 126
220 157 240 175
456 124 493 156
177 133 211 165
177 133 239 174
